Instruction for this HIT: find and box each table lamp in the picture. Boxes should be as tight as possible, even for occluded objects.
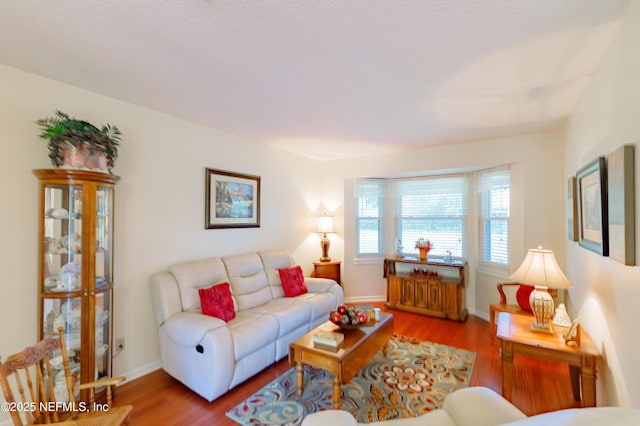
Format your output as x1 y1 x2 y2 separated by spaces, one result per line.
317 213 335 262
508 248 572 332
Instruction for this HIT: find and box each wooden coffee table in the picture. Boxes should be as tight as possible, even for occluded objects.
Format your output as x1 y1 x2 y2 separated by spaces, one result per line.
288 312 394 408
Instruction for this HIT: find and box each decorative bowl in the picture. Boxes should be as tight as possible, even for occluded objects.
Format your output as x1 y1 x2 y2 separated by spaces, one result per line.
329 304 369 330
333 322 361 331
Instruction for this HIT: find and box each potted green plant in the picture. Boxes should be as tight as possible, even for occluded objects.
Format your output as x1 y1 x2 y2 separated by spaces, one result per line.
36 110 122 173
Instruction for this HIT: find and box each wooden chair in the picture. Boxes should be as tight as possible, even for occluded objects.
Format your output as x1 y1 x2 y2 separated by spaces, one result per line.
489 282 558 330
0 328 132 426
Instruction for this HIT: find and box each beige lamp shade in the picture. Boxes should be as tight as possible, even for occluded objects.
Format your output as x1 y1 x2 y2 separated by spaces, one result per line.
317 214 334 262
317 214 335 234
508 248 572 289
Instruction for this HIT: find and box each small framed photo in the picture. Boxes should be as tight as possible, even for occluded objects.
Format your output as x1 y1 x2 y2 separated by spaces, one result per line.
205 168 260 229
576 157 608 256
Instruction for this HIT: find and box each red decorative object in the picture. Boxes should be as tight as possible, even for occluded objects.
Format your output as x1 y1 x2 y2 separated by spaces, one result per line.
198 282 236 322
515 284 535 312
279 265 308 297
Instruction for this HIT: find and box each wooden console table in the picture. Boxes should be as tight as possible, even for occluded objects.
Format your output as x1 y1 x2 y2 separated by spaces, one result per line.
384 258 467 321
496 312 601 407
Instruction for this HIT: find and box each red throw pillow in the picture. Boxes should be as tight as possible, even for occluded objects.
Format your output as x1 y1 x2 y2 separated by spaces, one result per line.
515 285 535 312
278 266 307 297
198 282 236 322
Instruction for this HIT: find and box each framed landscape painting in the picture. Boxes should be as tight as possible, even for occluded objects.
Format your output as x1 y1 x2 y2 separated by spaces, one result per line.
205 168 260 229
576 157 608 256
607 145 635 265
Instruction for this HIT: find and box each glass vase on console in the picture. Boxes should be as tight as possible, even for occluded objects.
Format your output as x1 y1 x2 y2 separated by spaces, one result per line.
419 248 428 261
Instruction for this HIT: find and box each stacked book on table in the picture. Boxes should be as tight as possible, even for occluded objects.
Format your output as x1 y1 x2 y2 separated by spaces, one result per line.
313 330 344 349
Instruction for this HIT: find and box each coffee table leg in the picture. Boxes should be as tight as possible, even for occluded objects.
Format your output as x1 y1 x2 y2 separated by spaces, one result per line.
500 340 514 401
332 375 341 409
296 363 304 397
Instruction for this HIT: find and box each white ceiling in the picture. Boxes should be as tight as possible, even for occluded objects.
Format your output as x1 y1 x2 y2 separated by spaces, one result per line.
0 1 629 160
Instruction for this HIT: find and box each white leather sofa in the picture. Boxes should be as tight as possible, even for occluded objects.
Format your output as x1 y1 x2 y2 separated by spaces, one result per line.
150 249 344 402
302 387 640 426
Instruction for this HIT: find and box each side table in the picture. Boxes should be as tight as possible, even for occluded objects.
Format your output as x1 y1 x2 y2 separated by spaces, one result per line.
496 312 601 407
312 260 341 284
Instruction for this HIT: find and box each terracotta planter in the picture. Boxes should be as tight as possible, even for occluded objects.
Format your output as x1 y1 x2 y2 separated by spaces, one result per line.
61 142 108 173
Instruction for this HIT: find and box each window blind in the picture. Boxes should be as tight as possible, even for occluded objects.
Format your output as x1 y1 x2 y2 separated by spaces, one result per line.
396 175 468 259
477 166 510 266
355 179 385 255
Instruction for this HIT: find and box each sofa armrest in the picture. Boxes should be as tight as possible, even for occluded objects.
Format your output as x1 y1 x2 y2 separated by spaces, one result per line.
305 277 345 306
443 387 526 426
305 277 338 292
163 311 228 347
500 407 640 426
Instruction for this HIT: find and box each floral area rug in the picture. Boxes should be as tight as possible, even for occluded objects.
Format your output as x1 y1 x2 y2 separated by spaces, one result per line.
226 334 476 425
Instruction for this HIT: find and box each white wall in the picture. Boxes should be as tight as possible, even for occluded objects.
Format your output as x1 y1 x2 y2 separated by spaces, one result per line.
564 1 640 408
321 131 566 318
0 64 325 418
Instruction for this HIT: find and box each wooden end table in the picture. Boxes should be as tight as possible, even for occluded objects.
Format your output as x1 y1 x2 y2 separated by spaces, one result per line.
496 312 601 407
312 260 341 284
288 312 394 408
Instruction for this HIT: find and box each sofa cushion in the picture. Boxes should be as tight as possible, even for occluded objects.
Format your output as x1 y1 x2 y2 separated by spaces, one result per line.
199 282 236 322
169 257 233 311
227 311 279 361
258 249 296 298
296 291 338 323
248 298 311 337
279 266 307 297
223 253 273 310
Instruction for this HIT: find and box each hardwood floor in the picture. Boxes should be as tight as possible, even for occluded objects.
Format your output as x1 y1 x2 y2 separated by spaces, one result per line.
116 305 581 425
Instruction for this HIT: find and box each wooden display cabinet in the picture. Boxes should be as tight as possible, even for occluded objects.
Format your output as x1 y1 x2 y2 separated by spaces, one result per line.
34 169 119 402
384 258 467 321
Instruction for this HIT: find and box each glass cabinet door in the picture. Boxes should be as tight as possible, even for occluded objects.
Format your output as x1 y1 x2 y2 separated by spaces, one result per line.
95 291 112 381
43 185 83 293
95 186 113 289
42 296 82 402
95 186 113 382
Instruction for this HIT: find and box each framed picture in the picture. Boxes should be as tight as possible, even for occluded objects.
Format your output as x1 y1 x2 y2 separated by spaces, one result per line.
205 168 260 229
607 145 635 265
576 157 608 256
567 176 578 241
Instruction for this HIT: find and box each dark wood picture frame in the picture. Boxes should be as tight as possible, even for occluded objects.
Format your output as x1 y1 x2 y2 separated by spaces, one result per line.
607 145 635 265
576 157 608 256
205 168 260 229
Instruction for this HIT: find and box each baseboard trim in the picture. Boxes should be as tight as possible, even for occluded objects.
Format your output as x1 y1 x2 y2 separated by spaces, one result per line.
116 360 162 385
345 295 386 304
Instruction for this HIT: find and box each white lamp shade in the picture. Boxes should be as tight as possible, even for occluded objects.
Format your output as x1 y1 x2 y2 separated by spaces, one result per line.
317 214 335 234
508 248 572 289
